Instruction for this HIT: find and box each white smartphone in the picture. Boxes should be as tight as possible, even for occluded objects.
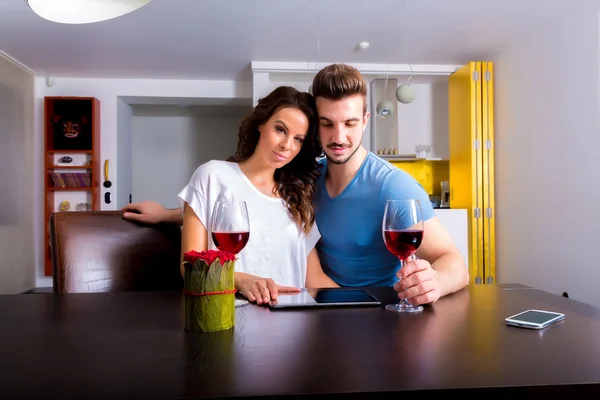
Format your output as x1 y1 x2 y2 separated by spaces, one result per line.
505 309 565 330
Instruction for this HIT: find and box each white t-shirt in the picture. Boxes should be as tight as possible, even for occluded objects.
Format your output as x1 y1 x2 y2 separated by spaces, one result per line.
177 160 321 288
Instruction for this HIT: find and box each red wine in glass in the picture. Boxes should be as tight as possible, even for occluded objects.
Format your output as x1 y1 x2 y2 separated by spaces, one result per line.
212 231 249 254
384 229 423 260
210 201 250 255
211 200 251 308
382 199 425 313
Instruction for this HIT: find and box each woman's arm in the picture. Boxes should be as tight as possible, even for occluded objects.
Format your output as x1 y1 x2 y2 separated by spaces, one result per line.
305 248 339 288
180 203 208 276
182 203 300 303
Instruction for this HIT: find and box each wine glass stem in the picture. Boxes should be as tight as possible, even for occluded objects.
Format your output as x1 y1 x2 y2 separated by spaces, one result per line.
398 255 414 308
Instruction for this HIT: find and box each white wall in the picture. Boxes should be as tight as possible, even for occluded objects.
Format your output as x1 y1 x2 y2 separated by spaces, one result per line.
370 80 449 158
493 2 600 305
398 83 449 159
34 76 252 287
0 55 35 293
131 104 247 209
116 98 133 207
36 76 252 206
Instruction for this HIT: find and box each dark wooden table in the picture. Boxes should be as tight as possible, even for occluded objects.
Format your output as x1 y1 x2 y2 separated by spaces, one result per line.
2 285 600 398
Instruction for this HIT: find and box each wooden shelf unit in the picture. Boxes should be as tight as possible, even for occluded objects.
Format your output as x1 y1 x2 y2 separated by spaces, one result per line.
48 166 93 170
43 96 101 276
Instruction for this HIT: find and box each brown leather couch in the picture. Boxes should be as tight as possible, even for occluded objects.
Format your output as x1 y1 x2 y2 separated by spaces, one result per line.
50 211 183 293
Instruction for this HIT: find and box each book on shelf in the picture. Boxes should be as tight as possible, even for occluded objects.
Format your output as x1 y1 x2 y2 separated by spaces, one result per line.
49 172 91 188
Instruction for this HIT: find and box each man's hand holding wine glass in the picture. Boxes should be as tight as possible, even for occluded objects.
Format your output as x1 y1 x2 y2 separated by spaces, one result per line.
383 198 468 312
393 258 442 306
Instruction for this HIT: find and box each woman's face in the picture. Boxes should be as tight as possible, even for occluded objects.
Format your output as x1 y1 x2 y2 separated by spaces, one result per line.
256 107 309 168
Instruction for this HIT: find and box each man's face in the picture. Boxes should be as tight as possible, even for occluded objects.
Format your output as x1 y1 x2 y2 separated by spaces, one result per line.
315 95 369 165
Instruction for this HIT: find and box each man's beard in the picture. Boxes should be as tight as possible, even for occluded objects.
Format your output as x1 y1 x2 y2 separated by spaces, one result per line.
324 131 363 165
325 144 361 165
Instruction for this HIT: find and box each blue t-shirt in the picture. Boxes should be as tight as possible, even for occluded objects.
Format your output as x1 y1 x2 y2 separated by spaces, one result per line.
314 152 435 287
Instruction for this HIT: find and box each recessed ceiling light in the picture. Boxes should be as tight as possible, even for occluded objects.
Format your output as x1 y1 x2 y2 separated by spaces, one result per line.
25 0 152 24
358 41 370 50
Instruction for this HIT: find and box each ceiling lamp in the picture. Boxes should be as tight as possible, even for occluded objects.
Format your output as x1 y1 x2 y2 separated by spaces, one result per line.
396 63 416 104
25 0 151 24
376 66 394 118
376 100 394 119
396 84 416 104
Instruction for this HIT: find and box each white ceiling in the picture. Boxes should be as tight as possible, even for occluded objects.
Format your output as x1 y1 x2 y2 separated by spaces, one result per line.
0 0 582 81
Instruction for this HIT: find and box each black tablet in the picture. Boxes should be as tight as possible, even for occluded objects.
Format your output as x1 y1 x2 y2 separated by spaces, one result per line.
269 288 381 309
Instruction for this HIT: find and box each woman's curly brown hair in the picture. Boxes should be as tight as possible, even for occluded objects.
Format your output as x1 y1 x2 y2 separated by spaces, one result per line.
227 86 323 234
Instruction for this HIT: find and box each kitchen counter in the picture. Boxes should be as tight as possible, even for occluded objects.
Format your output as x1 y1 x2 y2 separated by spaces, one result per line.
433 208 469 267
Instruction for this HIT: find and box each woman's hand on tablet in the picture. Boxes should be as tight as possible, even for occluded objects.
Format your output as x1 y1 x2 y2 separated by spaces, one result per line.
235 272 300 305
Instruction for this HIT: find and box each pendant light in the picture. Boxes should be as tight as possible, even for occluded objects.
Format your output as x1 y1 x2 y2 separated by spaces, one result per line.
376 65 394 118
308 14 321 96
396 63 416 104
25 0 152 24
376 100 394 118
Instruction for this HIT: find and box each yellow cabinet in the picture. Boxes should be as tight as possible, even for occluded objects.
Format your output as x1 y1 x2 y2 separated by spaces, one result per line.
448 62 495 284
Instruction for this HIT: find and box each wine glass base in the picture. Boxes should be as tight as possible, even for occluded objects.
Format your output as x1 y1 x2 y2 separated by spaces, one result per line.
385 303 424 313
235 298 249 308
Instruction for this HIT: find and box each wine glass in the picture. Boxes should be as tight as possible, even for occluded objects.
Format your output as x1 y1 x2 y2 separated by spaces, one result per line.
382 199 425 313
211 200 250 254
211 200 250 307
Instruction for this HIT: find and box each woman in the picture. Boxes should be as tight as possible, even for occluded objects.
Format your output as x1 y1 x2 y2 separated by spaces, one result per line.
178 86 338 305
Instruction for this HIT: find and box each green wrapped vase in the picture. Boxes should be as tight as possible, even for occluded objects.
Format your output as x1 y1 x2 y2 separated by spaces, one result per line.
183 250 237 332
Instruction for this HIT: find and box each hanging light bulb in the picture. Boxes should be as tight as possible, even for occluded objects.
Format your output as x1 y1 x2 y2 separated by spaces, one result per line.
375 65 395 118
396 84 416 104
308 14 320 97
396 63 416 104
25 0 152 24
376 100 394 119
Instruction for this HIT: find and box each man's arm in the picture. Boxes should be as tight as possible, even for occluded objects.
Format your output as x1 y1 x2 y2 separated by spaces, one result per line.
305 248 339 288
394 216 468 305
416 217 469 295
121 201 183 226
380 170 468 305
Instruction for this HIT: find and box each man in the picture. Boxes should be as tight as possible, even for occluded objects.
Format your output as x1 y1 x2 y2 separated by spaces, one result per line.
123 63 468 306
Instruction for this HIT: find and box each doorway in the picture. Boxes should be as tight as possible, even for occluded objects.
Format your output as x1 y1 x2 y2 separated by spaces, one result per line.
117 96 252 209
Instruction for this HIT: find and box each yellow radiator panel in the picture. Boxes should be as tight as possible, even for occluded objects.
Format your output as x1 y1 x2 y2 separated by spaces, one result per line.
482 61 496 284
448 62 484 284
